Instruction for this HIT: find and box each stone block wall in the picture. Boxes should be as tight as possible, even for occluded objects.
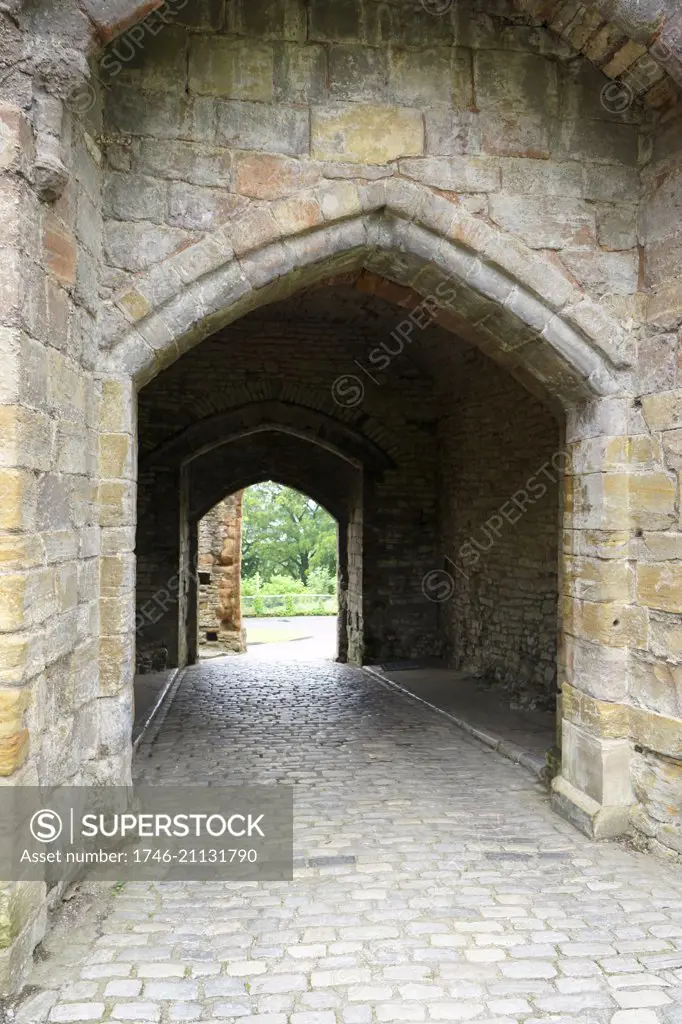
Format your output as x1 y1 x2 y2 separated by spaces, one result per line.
438 348 561 709
621 111 682 851
640 108 682 329
0 91 106 791
97 0 643 325
0 19 112 994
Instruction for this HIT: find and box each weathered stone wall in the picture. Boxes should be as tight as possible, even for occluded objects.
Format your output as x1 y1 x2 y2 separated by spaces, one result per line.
620 104 682 854
439 348 561 709
640 107 682 329
0 15 113 994
99 0 643 320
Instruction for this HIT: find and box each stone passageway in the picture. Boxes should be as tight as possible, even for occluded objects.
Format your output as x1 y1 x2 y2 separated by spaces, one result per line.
23 658 682 1024
8 0 682 992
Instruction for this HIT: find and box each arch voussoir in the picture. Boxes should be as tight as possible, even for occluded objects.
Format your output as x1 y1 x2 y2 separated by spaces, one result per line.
100 180 631 401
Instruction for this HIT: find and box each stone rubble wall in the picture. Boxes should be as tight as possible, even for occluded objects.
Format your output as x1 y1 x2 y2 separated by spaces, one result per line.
439 347 561 710
197 492 246 656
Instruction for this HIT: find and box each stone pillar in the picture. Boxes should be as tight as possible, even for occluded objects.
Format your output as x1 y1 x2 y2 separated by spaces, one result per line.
177 464 192 669
0 98 49 996
552 396 636 839
198 494 246 654
217 492 244 647
186 520 199 666
336 517 349 664
98 376 136 784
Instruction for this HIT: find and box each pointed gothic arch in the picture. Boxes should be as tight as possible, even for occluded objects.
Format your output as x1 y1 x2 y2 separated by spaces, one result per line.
101 179 629 406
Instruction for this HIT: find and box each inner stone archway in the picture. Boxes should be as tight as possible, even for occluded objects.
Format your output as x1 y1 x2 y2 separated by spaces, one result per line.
197 481 341 662
133 273 566 726
136 400 370 670
188 437 363 668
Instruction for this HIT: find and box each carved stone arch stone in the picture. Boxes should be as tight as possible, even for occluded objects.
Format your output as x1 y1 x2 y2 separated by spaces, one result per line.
101 180 629 409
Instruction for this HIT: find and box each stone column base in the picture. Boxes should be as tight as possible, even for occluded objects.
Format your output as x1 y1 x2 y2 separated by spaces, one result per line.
551 775 632 840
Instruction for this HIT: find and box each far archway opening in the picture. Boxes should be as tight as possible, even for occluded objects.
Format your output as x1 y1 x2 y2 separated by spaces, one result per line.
197 482 340 662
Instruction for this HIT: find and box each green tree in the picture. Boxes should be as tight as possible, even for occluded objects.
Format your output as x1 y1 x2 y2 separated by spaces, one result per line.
241 482 337 585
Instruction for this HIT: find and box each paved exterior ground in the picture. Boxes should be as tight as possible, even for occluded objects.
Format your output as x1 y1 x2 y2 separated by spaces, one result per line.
243 617 338 662
199 618 338 663
16 657 682 1024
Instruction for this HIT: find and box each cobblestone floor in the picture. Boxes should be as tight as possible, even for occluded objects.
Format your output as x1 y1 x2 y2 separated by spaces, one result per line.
19 657 682 1024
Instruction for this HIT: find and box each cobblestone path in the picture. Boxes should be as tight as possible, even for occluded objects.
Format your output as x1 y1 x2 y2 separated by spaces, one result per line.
20 658 682 1024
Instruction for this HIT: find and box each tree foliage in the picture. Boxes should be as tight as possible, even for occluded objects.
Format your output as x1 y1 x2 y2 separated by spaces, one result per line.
241 482 337 585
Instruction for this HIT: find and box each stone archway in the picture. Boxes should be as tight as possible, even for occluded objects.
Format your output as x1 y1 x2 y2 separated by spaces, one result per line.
97 183 636 853
3 0 682 1000
102 180 627 394
193 470 347 666
141 400 394 476
137 414 372 671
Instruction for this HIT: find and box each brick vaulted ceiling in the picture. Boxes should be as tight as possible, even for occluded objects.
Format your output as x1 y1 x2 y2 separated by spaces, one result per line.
19 0 682 115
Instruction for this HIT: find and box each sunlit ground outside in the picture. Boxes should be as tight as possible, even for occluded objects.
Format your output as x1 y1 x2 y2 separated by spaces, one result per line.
244 614 338 660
